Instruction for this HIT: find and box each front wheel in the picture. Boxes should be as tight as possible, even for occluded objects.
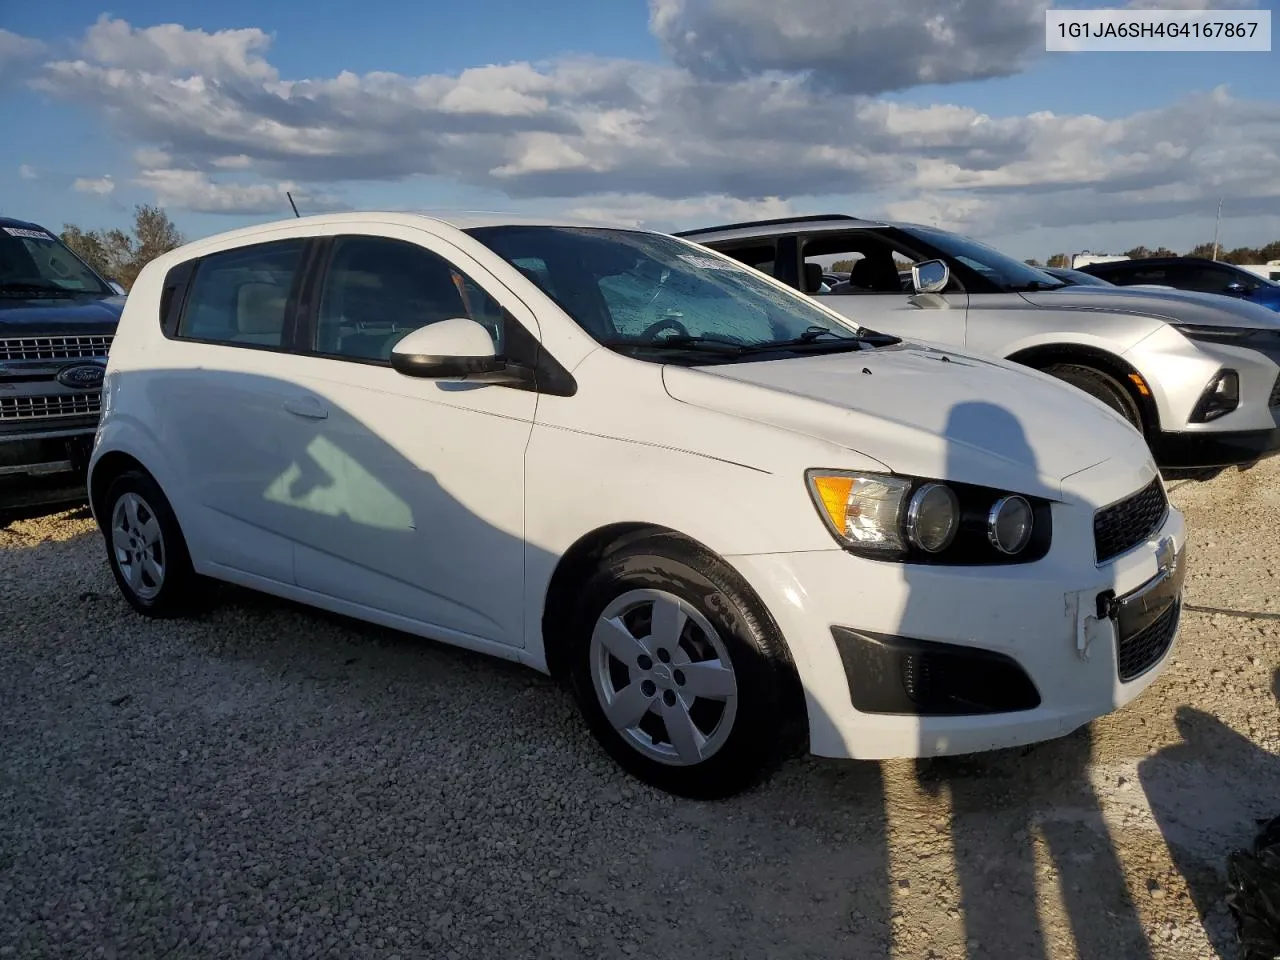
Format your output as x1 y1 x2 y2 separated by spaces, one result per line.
566 533 803 799
1043 363 1144 432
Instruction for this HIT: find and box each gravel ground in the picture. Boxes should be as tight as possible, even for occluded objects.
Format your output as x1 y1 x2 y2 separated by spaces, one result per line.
1 462 1278 960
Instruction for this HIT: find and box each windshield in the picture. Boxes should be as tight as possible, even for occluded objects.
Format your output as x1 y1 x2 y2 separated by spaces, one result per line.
0 225 113 297
466 225 882 363
900 224 1067 293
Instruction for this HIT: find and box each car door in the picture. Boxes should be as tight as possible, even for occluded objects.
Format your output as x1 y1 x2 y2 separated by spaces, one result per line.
152 235 315 586
265 227 537 647
797 229 969 347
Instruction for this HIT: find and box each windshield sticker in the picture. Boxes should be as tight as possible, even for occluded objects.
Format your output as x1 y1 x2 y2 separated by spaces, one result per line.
678 254 736 271
3 227 55 241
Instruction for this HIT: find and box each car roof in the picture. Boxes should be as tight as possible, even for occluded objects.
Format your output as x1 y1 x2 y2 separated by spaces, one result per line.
147 209 667 267
674 214 895 244
0 216 55 232
1084 256 1234 270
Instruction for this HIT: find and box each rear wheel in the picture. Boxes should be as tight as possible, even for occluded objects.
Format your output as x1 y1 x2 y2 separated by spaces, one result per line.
566 533 803 799
100 470 204 617
1043 363 1143 432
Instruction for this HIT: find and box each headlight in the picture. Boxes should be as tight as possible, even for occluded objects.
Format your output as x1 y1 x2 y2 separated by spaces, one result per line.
988 496 1034 554
1190 369 1240 423
1176 324 1280 345
906 483 959 553
806 469 1052 564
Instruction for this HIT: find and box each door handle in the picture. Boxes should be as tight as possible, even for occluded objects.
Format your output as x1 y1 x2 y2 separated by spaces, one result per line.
282 396 328 420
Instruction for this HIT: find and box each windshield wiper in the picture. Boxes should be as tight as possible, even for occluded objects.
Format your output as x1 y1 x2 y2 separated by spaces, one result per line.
597 336 748 355
1012 280 1067 292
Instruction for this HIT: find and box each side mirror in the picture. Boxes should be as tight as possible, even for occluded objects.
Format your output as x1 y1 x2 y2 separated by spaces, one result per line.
911 259 950 295
1225 282 1246 296
390 318 531 385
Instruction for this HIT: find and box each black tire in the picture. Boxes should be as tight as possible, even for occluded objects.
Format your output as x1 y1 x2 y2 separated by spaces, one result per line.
99 469 203 618
1043 363 1144 431
566 532 804 799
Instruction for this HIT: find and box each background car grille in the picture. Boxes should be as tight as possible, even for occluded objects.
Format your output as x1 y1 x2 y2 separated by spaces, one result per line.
0 334 113 362
1269 372 1280 407
1117 601 1180 681
0 394 102 421
1093 477 1169 564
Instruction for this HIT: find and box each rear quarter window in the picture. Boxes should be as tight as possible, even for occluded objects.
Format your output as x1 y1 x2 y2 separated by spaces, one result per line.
175 240 306 348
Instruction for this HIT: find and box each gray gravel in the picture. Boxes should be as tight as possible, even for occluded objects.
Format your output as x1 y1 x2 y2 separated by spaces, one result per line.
2 463 1279 960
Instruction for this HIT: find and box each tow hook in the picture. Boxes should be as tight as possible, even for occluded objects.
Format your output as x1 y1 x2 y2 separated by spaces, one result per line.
1096 589 1118 621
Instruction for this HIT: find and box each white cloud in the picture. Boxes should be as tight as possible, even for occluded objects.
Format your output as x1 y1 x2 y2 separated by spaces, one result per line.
73 175 115 196
649 0 1049 94
19 16 1280 240
78 15 277 82
18 164 38 180
133 147 172 167
0 29 46 90
211 154 253 169
134 167 344 215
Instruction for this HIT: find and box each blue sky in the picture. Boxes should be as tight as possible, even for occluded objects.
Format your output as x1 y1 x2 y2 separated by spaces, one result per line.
2 0 1277 260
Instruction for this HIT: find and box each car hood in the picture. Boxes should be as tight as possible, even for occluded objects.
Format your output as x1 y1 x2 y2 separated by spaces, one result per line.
0 293 125 336
1020 285 1280 329
662 343 1151 498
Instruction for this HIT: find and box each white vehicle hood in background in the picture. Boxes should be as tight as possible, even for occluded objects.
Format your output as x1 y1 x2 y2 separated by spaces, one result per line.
1022 285 1280 330
662 344 1152 498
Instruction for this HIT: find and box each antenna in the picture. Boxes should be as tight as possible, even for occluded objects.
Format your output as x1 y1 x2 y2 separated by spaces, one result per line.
1212 197 1222 261
286 191 300 218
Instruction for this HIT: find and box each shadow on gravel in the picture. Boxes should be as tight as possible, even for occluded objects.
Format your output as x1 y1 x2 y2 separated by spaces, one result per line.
915 728 1153 960
1139 668 1280 959
906 400 1155 960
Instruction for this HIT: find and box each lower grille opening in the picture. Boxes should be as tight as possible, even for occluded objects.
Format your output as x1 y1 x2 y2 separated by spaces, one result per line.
1117 601 1180 682
831 627 1042 716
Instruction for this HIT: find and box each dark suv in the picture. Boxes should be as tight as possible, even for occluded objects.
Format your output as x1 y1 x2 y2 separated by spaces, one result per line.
1 218 124 505
1078 257 1280 313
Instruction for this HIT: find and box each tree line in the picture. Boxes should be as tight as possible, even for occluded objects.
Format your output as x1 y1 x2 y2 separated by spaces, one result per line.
59 204 185 290
1028 240 1280 269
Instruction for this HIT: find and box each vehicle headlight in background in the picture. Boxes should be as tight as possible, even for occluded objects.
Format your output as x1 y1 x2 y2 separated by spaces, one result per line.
806 469 1052 565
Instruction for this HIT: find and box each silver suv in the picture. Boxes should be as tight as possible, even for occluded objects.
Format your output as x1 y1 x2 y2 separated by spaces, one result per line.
678 214 1280 472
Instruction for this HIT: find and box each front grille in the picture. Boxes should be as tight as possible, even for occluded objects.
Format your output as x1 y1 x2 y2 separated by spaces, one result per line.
0 334 113 362
1117 600 1180 681
1093 477 1169 564
1269 372 1280 407
0 394 102 422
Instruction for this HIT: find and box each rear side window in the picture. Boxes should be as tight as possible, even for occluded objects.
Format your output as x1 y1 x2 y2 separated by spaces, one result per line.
1096 264 1152 284
177 239 305 348
713 242 778 277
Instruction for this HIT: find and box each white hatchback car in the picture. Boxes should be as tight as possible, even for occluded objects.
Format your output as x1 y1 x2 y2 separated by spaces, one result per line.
88 212 1187 798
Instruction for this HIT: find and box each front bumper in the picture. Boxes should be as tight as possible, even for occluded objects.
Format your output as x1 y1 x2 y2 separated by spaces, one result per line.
729 502 1186 760
0 423 97 477
1149 425 1280 469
